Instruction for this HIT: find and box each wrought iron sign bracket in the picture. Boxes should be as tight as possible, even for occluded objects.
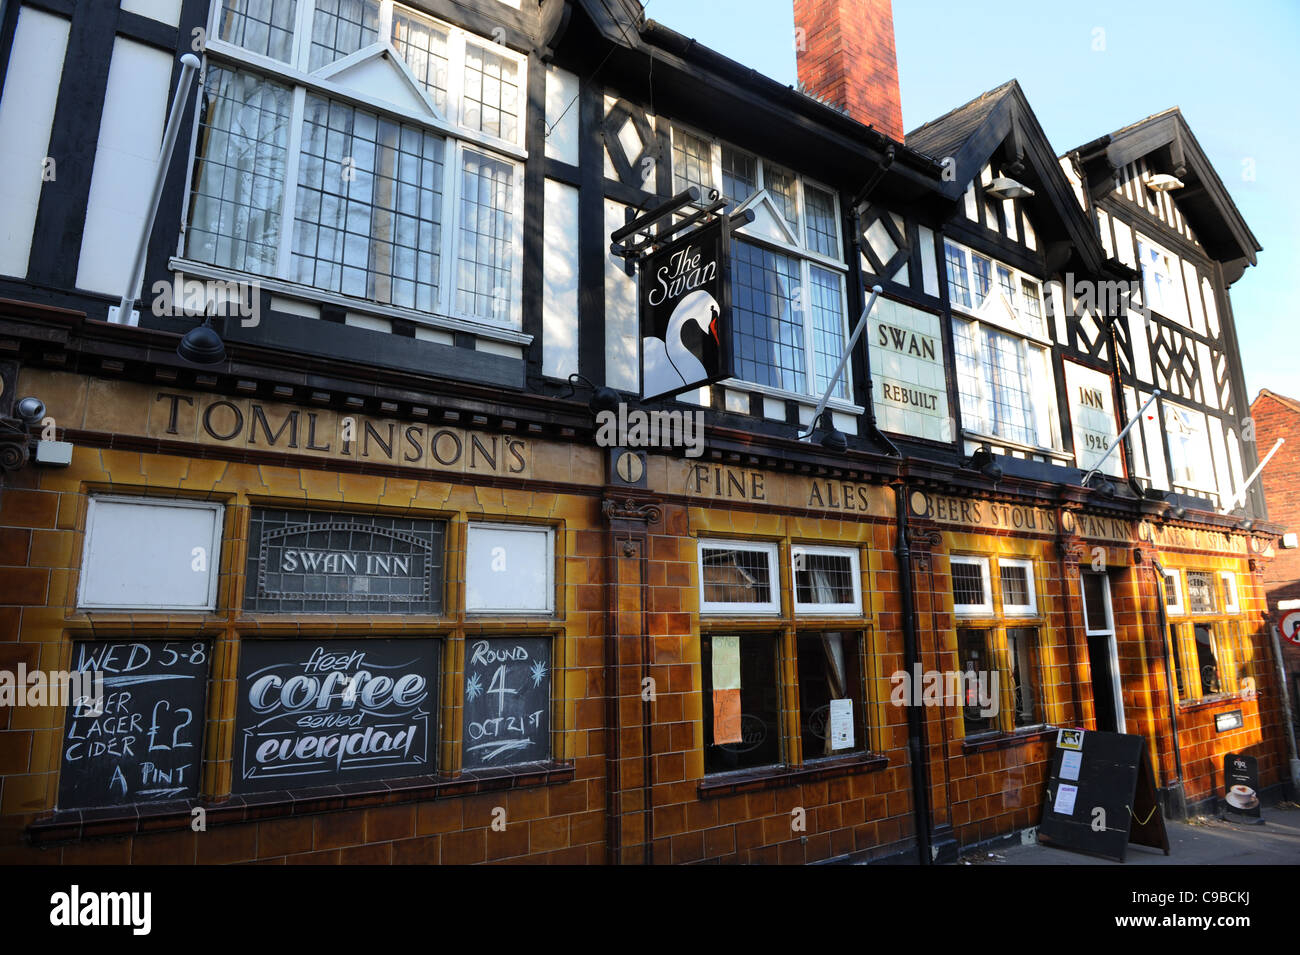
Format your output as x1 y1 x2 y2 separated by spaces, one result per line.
610 186 755 263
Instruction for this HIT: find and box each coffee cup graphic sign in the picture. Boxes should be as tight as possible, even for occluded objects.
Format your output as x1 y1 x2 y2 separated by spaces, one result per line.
1223 751 1260 818
639 217 733 402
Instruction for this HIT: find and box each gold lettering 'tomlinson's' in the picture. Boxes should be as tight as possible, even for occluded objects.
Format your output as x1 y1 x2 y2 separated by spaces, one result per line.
153 391 529 478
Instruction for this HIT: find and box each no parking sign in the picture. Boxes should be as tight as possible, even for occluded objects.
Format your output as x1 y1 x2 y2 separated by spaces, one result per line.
1280 610 1300 647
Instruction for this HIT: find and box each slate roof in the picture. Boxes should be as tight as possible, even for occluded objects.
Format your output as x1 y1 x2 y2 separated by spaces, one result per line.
905 79 1018 159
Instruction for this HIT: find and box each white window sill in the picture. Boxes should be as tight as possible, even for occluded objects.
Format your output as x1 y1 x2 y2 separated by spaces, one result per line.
962 430 1070 463
167 257 533 347
712 378 863 417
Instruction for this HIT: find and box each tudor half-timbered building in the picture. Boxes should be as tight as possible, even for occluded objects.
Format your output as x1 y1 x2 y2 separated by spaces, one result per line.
0 0 1287 866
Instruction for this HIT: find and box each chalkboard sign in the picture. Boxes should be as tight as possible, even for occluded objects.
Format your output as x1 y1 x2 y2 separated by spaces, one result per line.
1037 728 1169 862
58 640 210 810
233 638 439 793
461 636 551 769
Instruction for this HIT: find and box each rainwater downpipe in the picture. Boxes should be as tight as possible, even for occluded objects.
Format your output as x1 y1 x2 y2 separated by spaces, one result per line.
846 151 930 863
1150 559 1186 816
895 483 934 865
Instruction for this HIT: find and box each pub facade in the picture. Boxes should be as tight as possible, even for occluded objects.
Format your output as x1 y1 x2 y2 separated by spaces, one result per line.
0 0 1286 865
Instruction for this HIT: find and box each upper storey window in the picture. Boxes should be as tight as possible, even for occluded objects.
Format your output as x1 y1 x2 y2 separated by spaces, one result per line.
192 1 525 328
944 239 1059 453
1136 234 1189 327
669 126 850 402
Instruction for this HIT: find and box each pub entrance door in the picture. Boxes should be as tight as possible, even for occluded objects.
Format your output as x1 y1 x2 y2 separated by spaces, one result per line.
1082 571 1125 733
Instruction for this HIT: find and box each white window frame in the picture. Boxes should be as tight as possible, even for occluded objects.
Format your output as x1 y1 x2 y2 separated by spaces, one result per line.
1164 569 1185 615
78 495 225 611
1219 572 1239 613
952 315 1060 454
997 558 1037 616
698 539 781 615
189 0 527 333
465 522 555 615
668 124 856 407
1081 571 1125 732
944 239 1048 342
1136 233 1188 326
791 545 862 616
951 555 993 616
1163 400 1216 494
945 239 1060 454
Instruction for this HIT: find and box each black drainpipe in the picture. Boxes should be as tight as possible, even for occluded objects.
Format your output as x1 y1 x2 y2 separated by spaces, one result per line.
895 480 933 865
1150 558 1186 818
847 146 929 862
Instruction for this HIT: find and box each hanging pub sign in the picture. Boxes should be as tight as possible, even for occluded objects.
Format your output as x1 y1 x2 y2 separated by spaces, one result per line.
639 216 733 401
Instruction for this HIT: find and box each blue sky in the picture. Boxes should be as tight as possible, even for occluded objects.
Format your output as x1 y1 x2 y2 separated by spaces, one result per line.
642 0 1299 403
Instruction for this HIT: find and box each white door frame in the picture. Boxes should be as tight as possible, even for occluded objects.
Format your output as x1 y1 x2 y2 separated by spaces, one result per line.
1082 571 1126 734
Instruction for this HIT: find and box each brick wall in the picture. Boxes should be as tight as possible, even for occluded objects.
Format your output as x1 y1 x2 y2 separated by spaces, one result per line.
1252 391 1300 677
794 0 904 140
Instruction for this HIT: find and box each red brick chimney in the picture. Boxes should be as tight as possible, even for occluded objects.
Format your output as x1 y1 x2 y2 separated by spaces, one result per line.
794 0 903 141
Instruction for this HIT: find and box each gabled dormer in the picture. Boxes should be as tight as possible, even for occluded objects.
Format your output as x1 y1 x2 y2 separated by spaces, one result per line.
1067 109 1261 285
907 80 1108 283
1063 110 1265 516
875 79 1119 471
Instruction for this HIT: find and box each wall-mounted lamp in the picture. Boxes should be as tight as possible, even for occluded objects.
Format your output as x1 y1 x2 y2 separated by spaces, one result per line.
1087 473 1117 498
1146 173 1185 192
986 176 1035 200
1166 505 1187 521
562 374 621 415
177 314 226 365
961 446 1002 481
812 409 847 451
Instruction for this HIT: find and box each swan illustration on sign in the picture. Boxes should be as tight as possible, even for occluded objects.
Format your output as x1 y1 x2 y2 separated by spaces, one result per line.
637 216 732 401
642 289 720 400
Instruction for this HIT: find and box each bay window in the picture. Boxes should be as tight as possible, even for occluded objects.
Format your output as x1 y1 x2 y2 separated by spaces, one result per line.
670 127 851 402
945 239 1060 452
191 1 525 328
